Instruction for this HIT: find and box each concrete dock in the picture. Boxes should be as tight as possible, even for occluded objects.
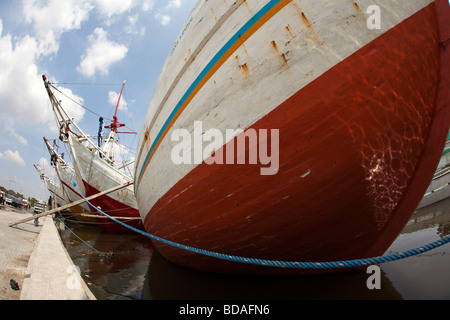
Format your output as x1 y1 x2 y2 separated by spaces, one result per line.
0 205 95 300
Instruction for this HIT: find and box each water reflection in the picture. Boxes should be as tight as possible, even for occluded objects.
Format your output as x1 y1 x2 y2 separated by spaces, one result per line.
143 250 402 300
58 222 154 300
59 196 450 300
381 198 450 300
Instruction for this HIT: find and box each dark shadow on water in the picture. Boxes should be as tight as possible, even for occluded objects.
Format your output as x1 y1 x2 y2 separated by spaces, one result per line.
59 196 450 300
142 250 402 300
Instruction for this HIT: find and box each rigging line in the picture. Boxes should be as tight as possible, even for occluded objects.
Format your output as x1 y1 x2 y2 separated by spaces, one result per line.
50 85 112 122
114 142 137 155
51 84 138 134
51 82 124 86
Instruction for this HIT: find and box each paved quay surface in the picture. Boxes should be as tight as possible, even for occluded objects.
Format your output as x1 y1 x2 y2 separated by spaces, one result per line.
0 206 41 300
0 205 95 300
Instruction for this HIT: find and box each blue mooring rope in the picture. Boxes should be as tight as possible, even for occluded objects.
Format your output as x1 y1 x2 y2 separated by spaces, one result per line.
56 216 112 258
71 181 450 269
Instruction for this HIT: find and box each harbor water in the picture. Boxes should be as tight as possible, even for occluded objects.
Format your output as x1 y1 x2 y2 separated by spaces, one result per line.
57 197 450 300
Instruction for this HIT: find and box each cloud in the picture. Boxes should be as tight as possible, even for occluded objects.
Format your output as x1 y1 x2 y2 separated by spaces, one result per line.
93 0 133 18
154 0 184 26
0 150 26 167
8 130 28 146
142 0 155 12
0 18 89 168
77 28 128 78
22 0 92 56
167 0 182 9
125 14 145 36
4 119 28 145
0 23 52 127
155 13 171 25
108 91 128 112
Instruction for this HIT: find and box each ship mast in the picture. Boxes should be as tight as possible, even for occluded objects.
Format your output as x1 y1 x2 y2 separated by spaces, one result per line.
103 80 136 163
42 74 111 161
105 80 126 133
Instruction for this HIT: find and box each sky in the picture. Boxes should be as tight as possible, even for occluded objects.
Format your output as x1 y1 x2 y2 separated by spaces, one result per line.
0 0 198 201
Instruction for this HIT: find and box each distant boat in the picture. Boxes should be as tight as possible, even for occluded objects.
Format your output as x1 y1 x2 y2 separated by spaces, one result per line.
42 75 144 233
417 131 450 209
43 137 104 225
134 0 450 273
33 164 65 209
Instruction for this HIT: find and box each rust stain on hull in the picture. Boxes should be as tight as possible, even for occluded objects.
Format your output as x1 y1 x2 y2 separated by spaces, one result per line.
270 40 288 64
300 11 311 28
239 63 250 76
290 4 322 44
144 130 150 150
353 1 363 14
285 24 295 38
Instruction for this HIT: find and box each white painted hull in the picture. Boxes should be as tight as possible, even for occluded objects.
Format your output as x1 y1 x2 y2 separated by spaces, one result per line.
68 133 136 210
134 0 436 223
55 161 91 213
67 133 143 232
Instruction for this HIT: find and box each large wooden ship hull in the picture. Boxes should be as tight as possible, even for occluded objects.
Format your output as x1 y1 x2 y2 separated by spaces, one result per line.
134 0 450 273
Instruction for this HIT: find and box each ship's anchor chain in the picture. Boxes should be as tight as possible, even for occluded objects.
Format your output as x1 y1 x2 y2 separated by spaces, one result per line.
70 178 449 269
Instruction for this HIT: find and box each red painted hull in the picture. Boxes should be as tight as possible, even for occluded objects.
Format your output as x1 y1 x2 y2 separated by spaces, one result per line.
83 181 144 234
144 3 450 273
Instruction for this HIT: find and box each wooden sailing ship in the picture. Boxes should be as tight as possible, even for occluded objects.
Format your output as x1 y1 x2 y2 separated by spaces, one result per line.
42 75 143 233
134 0 450 273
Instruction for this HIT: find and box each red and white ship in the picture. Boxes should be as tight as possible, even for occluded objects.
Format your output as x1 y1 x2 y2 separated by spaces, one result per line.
134 0 450 273
42 75 143 233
